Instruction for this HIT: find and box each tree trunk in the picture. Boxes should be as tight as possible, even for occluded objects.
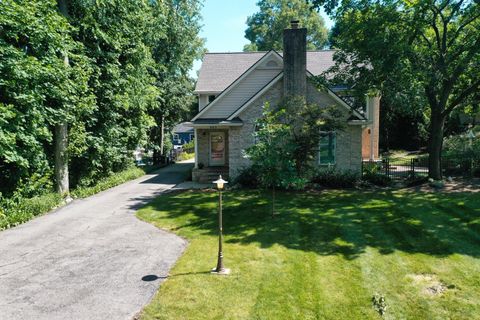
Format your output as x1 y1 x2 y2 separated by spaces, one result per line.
428 111 446 180
160 114 165 157
55 123 69 195
56 0 70 196
271 185 275 217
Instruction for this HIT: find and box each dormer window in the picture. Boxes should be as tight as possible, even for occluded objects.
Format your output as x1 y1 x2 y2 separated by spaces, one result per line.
208 95 216 103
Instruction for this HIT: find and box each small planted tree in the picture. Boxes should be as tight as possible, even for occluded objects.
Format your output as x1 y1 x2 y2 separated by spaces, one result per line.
245 97 344 215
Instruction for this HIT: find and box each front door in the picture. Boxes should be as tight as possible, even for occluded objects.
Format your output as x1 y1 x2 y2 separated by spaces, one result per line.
209 132 225 166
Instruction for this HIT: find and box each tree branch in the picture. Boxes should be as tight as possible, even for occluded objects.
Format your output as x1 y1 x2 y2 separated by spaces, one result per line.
448 10 480 47
443 78 480 117
430 8 443 53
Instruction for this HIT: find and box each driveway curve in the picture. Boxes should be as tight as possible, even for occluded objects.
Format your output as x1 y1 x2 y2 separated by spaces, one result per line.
0 161 194 320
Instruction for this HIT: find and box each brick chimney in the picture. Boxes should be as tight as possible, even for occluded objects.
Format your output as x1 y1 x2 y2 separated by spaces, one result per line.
283 20 307 98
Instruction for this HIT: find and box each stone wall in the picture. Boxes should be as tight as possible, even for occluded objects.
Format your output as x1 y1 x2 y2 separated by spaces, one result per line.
227 79 363 178
196 128 229 168
229 80 283 179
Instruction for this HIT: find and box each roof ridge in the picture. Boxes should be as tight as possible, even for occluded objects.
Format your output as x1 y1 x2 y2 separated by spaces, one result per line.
204 51 268 55
204 49 336 55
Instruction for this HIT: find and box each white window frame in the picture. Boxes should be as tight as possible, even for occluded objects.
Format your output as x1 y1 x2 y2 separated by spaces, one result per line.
318 131 336 165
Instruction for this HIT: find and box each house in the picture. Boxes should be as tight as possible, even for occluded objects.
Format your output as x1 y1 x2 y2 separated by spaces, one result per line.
188 22 380 183
172 122 195 148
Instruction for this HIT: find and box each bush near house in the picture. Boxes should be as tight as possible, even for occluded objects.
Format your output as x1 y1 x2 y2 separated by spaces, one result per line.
311 167 359 188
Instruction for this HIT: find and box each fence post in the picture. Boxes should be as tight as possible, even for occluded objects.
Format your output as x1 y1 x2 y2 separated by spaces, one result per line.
410 158 415 179
383 158 389 178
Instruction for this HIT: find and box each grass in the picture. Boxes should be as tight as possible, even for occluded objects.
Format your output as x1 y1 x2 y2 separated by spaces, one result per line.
0 164 163 230
137 189 480 320
176 152 195 161
384 150 428 162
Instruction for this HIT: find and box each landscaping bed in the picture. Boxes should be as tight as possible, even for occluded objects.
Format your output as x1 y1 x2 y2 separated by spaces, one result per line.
137 189 480 319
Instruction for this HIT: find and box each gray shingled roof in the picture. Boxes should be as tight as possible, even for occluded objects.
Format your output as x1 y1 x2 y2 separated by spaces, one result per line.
194 50 336 93
172 122 194 133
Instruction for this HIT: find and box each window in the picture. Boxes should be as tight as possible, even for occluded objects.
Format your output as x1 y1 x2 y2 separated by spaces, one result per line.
208 95 216 103
173 134 180 144
318 132 336 165
189 133 194 141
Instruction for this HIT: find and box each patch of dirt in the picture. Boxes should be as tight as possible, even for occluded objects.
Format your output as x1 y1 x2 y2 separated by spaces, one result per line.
407 273 456 296
410 177 480 193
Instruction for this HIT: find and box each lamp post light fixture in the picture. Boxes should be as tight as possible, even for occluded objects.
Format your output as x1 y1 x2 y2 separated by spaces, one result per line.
211 175 230 275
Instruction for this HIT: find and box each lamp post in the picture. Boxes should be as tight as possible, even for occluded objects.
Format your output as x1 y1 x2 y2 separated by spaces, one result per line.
212 175 230 275
467 129 475 176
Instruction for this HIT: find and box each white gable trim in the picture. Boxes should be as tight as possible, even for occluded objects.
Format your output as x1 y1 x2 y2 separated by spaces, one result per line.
327 89 366 120
227 72 283 120
192 51 283 121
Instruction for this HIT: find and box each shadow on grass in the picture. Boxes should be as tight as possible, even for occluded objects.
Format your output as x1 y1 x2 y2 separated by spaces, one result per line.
143 189 480 260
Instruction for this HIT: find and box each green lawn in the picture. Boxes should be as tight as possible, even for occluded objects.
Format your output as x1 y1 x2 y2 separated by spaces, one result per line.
137 189 480 320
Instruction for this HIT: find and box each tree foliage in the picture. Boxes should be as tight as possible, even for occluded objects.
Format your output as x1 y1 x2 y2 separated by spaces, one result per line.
0 0 93 196
0 0 203 196
246 96 344 190
309 0 480 179
244 0 328 51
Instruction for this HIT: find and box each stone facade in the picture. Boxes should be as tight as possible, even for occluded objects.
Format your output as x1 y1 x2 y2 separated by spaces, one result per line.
229 79 363 179
195 128 229 168
228 80 283 178
193 79 364 181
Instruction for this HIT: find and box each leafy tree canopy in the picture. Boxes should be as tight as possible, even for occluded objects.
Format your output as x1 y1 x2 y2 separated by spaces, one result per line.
0 0 204 197
309 0 480 179
244 0 328 51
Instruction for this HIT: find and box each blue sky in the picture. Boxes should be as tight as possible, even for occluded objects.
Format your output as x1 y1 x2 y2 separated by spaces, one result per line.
190 0 333 78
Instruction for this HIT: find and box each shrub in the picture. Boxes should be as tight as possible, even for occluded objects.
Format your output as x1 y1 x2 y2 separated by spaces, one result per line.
361 161 392 187
311 167 359 188
177 152 195 161
71 166 145 198
233 166 261 188
0 192 63 230
363 172 392 186
443 126 480 156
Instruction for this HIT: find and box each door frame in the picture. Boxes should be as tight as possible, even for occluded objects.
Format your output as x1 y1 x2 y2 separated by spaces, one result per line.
209 131 226 166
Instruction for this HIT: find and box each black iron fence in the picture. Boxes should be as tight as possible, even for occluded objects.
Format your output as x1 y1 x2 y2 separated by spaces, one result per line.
362 154 479 179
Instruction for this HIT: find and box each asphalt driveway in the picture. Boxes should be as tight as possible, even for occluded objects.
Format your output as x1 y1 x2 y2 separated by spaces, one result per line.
0 161 194 320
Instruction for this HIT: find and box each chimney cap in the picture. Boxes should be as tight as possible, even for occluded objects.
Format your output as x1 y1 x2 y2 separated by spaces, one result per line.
290 20 300 29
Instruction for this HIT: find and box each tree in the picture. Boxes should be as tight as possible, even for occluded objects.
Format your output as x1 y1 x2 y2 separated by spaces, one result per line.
244 0 328 51
0 0 203 200
148 0 204 163
309 0 480 179
0 0 92 196
56 0 71 196
245 97 344 214
66 0 159 186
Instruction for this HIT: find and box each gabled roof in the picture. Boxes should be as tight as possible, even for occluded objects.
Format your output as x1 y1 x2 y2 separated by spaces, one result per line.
172 122 194 133
195 52 266 93
195 50 337 94
192 50 283 121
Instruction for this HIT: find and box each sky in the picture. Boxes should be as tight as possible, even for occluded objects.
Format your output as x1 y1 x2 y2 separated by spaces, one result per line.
190 0 333 78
